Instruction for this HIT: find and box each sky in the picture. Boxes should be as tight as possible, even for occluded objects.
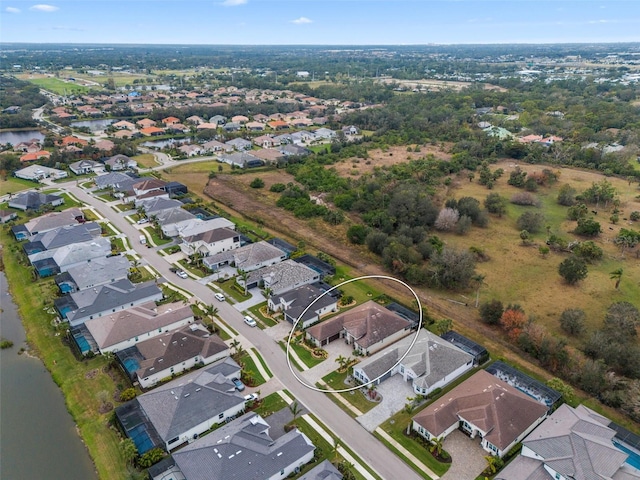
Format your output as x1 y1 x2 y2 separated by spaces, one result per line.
1 0 639 45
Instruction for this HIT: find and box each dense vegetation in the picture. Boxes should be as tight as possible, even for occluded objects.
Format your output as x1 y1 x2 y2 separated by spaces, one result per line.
0 75 47 128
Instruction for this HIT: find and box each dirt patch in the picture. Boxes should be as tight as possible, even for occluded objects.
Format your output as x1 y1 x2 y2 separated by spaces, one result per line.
378 78 507 92
330 144 452 179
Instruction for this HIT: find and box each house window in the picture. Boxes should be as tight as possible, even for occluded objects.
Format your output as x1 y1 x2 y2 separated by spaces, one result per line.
555 474 560 480
218 413 224 419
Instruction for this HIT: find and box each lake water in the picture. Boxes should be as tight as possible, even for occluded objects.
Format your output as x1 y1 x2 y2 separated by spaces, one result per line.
142 137 190 149
70 119 115 131
0 271 97 480
0 130 45 145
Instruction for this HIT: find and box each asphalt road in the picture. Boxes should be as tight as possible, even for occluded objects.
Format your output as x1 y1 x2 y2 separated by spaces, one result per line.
65 184 422 480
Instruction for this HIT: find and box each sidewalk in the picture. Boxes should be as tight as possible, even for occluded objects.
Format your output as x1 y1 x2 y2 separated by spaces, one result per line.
246 347 272 381
374 428 439 480
315 379 363 416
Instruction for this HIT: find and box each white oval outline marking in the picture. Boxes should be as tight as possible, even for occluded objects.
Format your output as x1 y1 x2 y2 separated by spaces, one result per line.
286 275 423 393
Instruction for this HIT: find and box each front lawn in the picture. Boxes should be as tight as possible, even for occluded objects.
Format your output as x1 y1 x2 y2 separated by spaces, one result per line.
326 265 385 305
287 337 326 369
143 226 171 246
321 370 378 414
278 341 304 371
237 351 267 386
0 176 38 196
254 392 288 417
215 279 250 303
248 303 279 327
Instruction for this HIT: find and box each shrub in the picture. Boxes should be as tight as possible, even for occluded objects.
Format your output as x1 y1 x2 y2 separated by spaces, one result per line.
631 211 640 221
346 224 369 244
574 218 601 237
559 308 586 336
484 193 507 216
455 215 473 235
511 192 540 206
434 208 459 231
269 182 286 193
567 203 588 220
365 231 389 255
508 167 527 187
557 184 577 206
559 255 588 285
479 299 503 325
516 211 545 233
0 338 14 349
250 177 265 188
571 240 603 263
119 388 137 402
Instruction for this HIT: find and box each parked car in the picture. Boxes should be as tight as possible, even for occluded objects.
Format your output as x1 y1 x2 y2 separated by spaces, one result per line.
231 377 245 391
243 315 257 327
175 270 188 279
244 393 258 402
214 292 225 302
137 217 148 225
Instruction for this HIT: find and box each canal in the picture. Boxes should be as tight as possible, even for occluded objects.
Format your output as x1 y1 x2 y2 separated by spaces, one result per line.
0 271 97 480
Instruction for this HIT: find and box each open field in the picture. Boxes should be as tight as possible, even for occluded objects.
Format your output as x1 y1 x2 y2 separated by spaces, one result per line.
378 77 508 92
0 176 38 196
18 74 91 95
131 153 158 169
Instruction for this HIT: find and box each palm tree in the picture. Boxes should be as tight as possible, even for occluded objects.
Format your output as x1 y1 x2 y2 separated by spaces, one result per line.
237 269 249 295
335 355 348 372
484 455 503 474
289 401 301 427
610 268 623 290
330 437 341 463
429 437 443 457
230 338 242 356
472 274 486 308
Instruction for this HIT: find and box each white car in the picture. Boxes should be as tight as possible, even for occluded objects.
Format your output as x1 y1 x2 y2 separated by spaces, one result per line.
244 393 259 402
214 293 225 302
137 218 148 225
243 315 257 327
175 270 188 279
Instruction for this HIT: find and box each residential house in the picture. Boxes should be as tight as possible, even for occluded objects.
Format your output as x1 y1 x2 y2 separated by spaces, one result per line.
266 238 297 257
94 139 115 152
56 279 163 327
8 191 65 211
23 221 101 256
14 164 67 181
162 116 180 126
202 240 285 272
175 218 236 240
313 128 336 140
242 259 320 296
202 140 231 154
137 197 183 214
268 120 289 130
112 129 134 139
269 284 338 329
253 148 285 164
178 144 203 157
19 150 52 163
133 178 168 196
118 324 230 388
342 125 359 136
58 136 88 147
11 208 84 240
412 370 548 458
150 412 315 480
223 122 241 132
279 144 311 157
13 139 42 153
94 171 138 189
225 137 252 151
306 301 412 355
252 134 279 148
196 122 219 131
186 115 205 125
496 404 640 480
231 115 249 124
245 121 265 131
166 123 189 134
181 227 241 257
0 209 18 224
112 120 136 130
115 358 246 452
105 154 137 171
163 181 188 197
352 329 474 395
136 118 156 129
55 255 130 293
139 126 165 137
290 131 315 145
218 151 264 169
82 302 194 354
157 209 199 238
439 331 490 366
28 236 112 277
69 159 102 175
208 115 226 125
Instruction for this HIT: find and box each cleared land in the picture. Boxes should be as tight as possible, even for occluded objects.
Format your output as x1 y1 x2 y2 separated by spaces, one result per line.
378 77 508 92
18 74 90 95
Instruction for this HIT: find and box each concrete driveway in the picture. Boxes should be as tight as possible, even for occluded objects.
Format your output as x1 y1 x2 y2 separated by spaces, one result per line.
356 375 414 432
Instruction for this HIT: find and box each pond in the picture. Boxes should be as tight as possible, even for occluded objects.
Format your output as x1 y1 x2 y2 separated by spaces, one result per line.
142 137 190 149
0 130 45 145
70 118 115 131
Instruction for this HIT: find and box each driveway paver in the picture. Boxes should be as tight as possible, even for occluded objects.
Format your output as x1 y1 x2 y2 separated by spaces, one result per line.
356 375 414 432
440 429 487 480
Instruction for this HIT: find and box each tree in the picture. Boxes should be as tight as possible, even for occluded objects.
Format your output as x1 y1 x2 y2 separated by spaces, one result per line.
500 308 527 341
472 274 486 308
119 438 138 465
335 355 349 372
547 378 575 404
289 401 301 427
479 299 503 325
237 269 249 295
434 208 459 231
557 184 577 206
574 218 601 237
429 437 444 457
433 318 453 335
138 448 165 468
517 211 545 234
558 256 588 285
484 193 507 217
567 203 588 221
347 224 369 245
484 455 504 474
365 231 389 255
427 247 476 290
520 229 531 245
559 308 586 336
604 301 639 338
609 268 623 290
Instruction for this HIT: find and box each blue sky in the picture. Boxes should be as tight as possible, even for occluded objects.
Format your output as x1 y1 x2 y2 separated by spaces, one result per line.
1 1 639 44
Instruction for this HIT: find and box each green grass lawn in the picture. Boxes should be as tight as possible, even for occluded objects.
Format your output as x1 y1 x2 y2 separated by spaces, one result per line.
237 351 267 386
216 279 250 303
112 203 131 212
143 226 171 246
250 347 273 378
327 265 385 304
0 176 38 196
27 77 90 95
254 392 288 417
288 340 326 369
321 370 378 414
132 153 158 169
278 341 304 371
248 303 279 327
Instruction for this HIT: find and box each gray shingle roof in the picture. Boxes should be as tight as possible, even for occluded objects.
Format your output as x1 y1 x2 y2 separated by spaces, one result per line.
274 284 336 323
246 260 319 295
135 360 245 443
28 236 112 269
27 221 101 251
298 460 343 480
58 255 130 291
22 208 83 235
232 241 285 271
171 413 315 480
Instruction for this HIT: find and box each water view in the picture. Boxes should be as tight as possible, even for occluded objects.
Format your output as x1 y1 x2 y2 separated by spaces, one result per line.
142 137 190 149
0 272 97 480
0 130 45 145
70 118 115 131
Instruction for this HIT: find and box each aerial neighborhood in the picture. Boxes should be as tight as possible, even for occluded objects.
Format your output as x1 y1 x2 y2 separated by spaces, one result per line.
1 41 640 480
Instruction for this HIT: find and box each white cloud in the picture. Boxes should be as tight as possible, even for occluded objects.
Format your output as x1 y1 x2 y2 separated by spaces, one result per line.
220 0 247 6
30 4 59 12
291 17 312 24
5 6 21 13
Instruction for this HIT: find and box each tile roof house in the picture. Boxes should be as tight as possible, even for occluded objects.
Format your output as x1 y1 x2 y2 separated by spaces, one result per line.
253 148 285 164
112 120 136 130
180 227 241 258
55 255 130 293
8 191 65 211
104 154 137 171
306 301 412 355
202 239 285 272
0 209 18 224
269 284 338 329
116 358 246 452
252 134 279 148
175 218 237 240
136 118 157 128
352 329 474 395
225 137 252 151
496 404 640 480
243 259 320 296
218 151 264 169
119 323 230 388
19 150 52 163
151 412 316 480
83 302 194 354
139 126 166 136
133 178 168 196
69 159 102 175
94 171 138 189
412 370 548 458
14 164 66 181
56 279 163 327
